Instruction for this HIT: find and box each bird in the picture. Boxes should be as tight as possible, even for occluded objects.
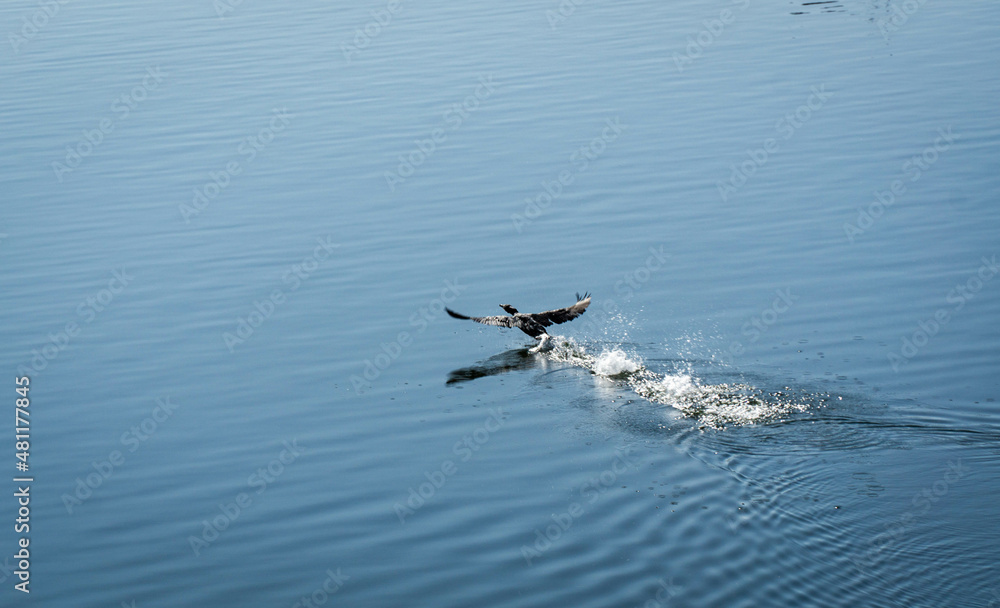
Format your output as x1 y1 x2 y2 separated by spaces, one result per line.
446 292 591 352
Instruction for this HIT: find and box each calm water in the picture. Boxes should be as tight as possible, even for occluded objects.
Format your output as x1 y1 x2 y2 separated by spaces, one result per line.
2 0 999 606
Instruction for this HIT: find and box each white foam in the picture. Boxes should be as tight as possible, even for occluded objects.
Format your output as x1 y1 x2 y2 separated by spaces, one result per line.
592 348 642 377
541 335 808 427
657 374 697 399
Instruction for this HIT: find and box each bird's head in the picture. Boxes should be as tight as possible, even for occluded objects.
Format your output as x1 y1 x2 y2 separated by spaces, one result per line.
499 304 518 315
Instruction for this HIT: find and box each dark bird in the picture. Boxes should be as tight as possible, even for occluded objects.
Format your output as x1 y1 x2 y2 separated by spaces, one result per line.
446 292 591 351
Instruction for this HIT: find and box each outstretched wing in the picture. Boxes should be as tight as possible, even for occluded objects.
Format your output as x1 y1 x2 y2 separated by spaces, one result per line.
446 308 517 329
530 292 591 327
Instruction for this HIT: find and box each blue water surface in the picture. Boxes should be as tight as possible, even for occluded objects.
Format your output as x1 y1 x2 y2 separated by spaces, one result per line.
1 0 998 606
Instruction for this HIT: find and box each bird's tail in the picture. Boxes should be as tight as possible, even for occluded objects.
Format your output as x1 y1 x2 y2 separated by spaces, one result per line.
445 308 471 320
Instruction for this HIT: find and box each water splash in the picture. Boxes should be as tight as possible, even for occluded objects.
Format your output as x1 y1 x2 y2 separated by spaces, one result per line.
591 347 641 377
545 337 809 429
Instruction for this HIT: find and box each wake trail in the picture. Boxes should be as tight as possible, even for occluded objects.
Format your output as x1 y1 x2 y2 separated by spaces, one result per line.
543 336 813 429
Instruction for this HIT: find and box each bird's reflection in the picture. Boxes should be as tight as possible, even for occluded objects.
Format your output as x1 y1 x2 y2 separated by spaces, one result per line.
446 348 539 385
790 0 845 14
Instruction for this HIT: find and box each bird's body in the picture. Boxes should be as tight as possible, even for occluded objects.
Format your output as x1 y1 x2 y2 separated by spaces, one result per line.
446 293 590 352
